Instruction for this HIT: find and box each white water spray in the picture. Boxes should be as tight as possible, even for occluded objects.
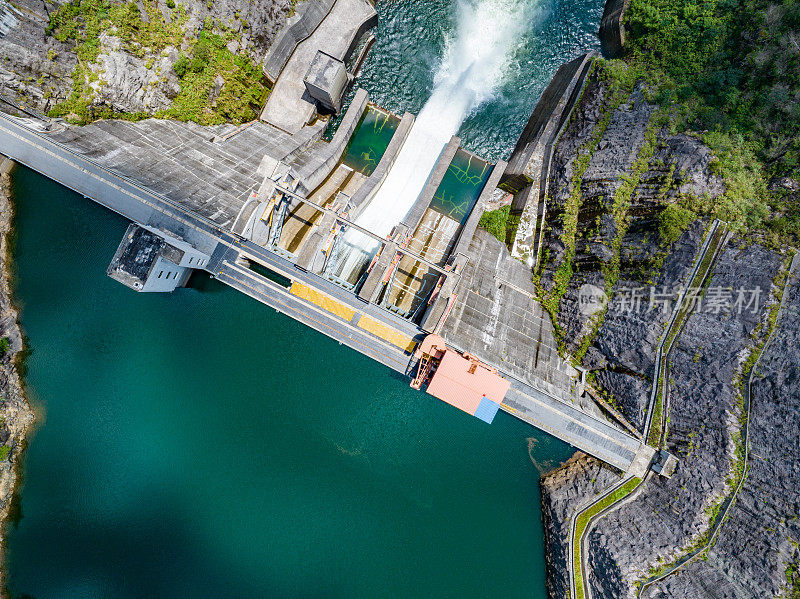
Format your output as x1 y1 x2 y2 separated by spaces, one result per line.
331 0 534 285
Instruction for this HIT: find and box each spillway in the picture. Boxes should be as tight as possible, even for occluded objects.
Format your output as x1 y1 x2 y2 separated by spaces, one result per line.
327 0 536 287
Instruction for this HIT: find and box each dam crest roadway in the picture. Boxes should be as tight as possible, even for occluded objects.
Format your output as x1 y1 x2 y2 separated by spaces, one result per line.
0 1 656 477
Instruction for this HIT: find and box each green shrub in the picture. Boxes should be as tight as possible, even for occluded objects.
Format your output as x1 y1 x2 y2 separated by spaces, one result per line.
190 38 211 72
0 445 10 462
0 337 10 357
620 0 800 238
173 55 190 78
659 203 697 247
159 30 268 125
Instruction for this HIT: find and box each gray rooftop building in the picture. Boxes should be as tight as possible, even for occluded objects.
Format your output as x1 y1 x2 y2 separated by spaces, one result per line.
303 50 349 113
107 224 209 292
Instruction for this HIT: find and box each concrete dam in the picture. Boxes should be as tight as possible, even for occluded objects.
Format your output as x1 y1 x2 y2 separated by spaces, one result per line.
0 0 655 476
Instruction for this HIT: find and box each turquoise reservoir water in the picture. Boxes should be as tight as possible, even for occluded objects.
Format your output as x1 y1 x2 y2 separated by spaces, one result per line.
7 1 604 595
7 166 574 597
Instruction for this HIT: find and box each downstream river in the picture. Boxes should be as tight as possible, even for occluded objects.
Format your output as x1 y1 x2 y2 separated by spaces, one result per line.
7 1 601 596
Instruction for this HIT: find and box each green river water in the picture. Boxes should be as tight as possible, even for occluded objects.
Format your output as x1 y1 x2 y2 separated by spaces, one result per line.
6 0 602 596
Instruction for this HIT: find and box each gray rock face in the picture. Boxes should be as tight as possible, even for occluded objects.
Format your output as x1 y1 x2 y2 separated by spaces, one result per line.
585 245 781 598
548 77 608 212
0 159 36 576
538 72 795 599
0 0 292 115
540 74 724 365
540 454 619 599
90 34 182 114
643 256 800 598
0 0 76 113
592 222 704 431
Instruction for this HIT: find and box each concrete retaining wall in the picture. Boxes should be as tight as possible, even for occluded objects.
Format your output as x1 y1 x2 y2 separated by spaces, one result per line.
295 88 369 193
263 0 335 84
501 52 595 267
599 0 629 58
502 53 594 194
451 159 507 258
350 110 415 217
341 10 378 66
401 136 460 232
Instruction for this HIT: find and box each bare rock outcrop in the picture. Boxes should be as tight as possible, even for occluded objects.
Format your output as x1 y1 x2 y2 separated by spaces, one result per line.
541 454 618 599
586 244 781 598
641 257 800 598
89 33 182 114
538 72 724 428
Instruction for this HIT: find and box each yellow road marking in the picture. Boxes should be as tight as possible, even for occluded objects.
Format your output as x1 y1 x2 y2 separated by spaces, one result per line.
218 267 407 370
290 282 355 321
357 315 417 353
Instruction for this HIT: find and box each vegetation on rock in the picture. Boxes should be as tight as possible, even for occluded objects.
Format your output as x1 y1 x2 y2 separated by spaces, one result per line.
478 205 510 244
619 0 800 243
45 0 268 125
162 30 268 124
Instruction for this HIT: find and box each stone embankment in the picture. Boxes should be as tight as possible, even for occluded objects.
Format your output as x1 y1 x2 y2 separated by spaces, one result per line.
0 157 35 587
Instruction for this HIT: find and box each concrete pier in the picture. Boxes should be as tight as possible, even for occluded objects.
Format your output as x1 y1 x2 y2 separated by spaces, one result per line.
401 136 461 232
295 88 369 193
599 0 629 58
350 111 415 217
260 0 377 134
262 0 335 84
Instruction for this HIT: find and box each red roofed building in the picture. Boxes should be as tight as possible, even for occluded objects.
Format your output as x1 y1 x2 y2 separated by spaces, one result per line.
411 335 510 423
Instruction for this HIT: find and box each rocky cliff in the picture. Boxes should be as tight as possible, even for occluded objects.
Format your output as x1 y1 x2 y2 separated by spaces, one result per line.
645 257 800 598
538 64 799 598
0 0 292 118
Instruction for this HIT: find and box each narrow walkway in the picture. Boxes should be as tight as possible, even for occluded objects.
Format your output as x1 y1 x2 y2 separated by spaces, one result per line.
643 220 728 445
568 219 728 599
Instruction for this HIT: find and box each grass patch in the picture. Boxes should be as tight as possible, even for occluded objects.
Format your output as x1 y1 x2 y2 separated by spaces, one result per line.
478 205 510 244
574 477 642 599
787 561 800 599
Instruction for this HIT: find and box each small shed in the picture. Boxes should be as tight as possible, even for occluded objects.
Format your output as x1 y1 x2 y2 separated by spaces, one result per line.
303 50 349 113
